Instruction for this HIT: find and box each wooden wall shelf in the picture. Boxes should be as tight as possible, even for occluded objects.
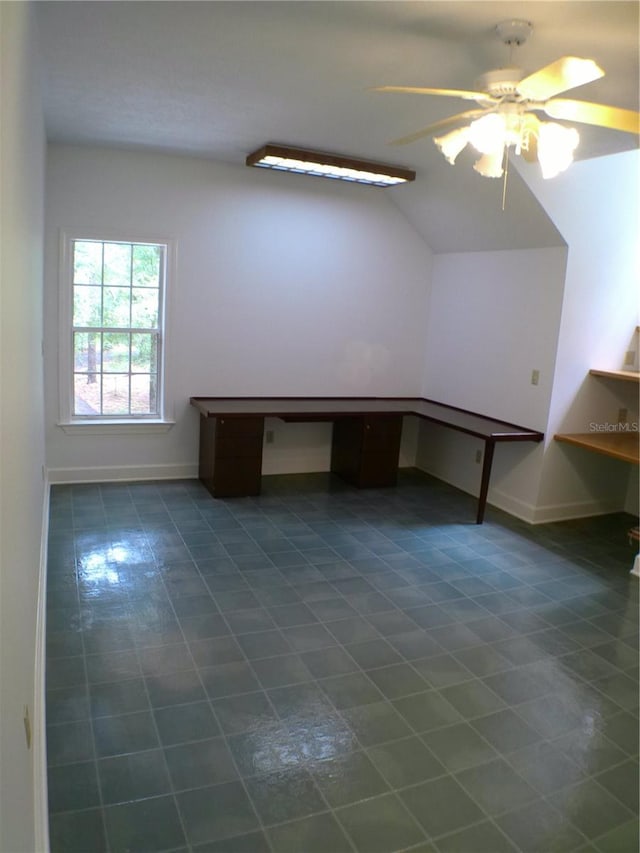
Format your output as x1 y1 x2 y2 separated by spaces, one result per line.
589 368 640 383
554 432 639 464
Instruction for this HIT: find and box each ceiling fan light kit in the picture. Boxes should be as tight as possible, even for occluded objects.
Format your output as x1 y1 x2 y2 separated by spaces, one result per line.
246 144 415 187
375 19 639 182
435 112 580 180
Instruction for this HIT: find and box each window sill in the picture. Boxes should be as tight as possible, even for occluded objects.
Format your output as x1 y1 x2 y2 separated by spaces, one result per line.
59 420 175 435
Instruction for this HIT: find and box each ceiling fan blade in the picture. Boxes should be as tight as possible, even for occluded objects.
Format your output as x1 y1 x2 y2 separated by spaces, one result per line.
544 99 640 134
517 57 604 101
373 85 491 103
389 108 491 146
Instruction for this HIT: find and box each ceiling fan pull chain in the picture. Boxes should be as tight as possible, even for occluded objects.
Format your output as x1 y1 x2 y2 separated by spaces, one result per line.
502 148 510 211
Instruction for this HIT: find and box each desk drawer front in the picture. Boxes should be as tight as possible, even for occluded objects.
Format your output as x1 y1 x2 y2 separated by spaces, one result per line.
213 458 262 497
215 435 263 459
362 416 403 452
216 416 264 438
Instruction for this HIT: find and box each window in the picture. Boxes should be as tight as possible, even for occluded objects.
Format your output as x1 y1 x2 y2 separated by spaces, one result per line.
63 237 169 423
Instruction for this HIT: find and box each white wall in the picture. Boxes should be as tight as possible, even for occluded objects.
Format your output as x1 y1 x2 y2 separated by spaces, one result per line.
44 146 432 481
0 3 47 851
416 247 568 519
518 150 639 521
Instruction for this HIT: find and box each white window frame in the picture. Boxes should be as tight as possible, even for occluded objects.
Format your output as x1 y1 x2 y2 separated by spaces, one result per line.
58 231 175 433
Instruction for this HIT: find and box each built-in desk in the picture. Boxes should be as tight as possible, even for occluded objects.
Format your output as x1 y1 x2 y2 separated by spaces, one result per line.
190 397 544 523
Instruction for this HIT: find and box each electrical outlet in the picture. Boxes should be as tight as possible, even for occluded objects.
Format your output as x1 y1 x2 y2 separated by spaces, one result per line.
23 705 31 749
475 450 482 464
531 369 540 386
618 408 628 424
624 350 636 366
265 430 274 444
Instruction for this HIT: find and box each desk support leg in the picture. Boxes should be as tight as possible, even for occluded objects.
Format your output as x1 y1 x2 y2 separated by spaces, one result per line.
477 439 495 524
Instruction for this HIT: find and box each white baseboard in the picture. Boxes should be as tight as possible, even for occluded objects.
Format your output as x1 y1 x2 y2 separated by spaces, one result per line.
34 478 50 853
485 489 538 524
47 463 198 484
527 498 624 525
415 463 625 526
488 489 624 525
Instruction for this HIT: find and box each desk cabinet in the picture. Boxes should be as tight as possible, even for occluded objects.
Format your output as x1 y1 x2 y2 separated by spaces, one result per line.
331 415 403 488
199 414 264 498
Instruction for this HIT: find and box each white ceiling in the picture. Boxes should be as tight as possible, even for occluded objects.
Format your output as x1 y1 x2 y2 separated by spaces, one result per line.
35 1 639 252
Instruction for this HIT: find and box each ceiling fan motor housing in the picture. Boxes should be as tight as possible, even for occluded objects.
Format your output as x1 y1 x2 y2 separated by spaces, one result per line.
475 67 526 98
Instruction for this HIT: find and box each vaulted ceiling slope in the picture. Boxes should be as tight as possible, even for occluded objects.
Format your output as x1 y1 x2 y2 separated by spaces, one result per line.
35 1 638 253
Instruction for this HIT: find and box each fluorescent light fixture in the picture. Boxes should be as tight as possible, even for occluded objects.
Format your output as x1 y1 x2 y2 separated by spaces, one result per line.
246 144 416 187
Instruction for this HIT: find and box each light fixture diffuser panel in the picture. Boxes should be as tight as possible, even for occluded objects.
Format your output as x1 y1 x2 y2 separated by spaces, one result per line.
246 144 416 186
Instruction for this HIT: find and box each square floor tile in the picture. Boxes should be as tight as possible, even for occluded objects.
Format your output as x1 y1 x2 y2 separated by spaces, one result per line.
400 775 485 839
165 736 238 790
98 749 172 805
266 811 353 853
177 781 259 846
422 721 498 773
280 623 336 652
267 682 334 720
199 661 261 699
517 694 590 740
336 792 426 853
48 761 100 813
453 644 512 677
192 830 271 852
440 679 506 719
592 819 639 853
320 671 383 709
251 653 313 687
49 809 107 853
244 767 325 825
211 691 277 735
366 662 429 700
145 669 206 708
340 701 412 747
507 741 583 794
344 639 403 670
551 778 634 840
389 630 444 661
595 759 640 813
104 794 186 853
552 727 628 775
93 710 159 757
236 630 292 660
393 690 462 733
412 653 474 688
367 735 445 788
300 646 360 678
153 700 220 746
456 757 538 816
325 616 381 645
310 749 389 807
227 724 302 777
496 799 588 853
436 819 518 853
471 708 543 754
46 720 93 766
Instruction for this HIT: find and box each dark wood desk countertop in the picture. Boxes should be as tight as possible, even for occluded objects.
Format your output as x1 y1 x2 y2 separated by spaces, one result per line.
190 396 544 442
190 397 544 524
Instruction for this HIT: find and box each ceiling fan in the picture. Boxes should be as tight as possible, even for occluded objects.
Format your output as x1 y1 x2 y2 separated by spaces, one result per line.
374 20 640 180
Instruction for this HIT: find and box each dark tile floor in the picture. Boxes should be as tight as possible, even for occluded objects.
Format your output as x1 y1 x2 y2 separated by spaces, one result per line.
45 471 639 853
